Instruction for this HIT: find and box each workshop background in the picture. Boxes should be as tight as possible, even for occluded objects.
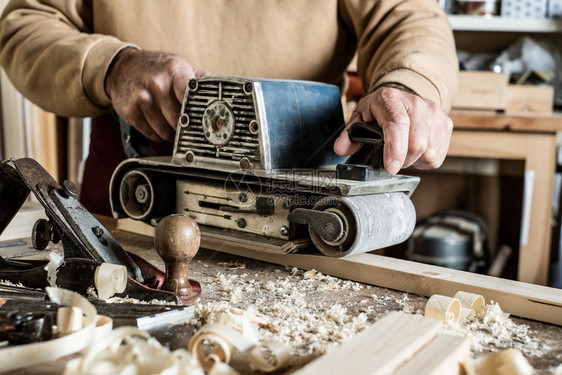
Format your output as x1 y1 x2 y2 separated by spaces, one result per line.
2 0 562 289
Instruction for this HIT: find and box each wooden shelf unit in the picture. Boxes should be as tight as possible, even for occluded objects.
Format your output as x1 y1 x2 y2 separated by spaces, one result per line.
448 110 562 285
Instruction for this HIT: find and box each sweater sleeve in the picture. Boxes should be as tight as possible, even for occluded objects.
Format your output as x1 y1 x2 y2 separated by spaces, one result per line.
0 0 135 117
339 0 459 111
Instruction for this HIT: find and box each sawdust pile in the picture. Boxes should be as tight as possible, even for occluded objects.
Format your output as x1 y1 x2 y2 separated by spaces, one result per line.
86 285 178 306
2 264 560 373
194 268 378 368
191 265 561 372
444 302 559 362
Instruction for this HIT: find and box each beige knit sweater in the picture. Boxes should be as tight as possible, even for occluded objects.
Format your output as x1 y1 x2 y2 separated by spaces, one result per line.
0 0 458 117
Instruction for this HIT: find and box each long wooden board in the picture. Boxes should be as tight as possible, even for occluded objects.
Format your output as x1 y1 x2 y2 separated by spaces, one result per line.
394 334 469 375
294 312 442 375
116 218 562 326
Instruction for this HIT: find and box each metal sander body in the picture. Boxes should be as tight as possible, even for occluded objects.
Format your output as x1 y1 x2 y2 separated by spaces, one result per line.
110 77 419 257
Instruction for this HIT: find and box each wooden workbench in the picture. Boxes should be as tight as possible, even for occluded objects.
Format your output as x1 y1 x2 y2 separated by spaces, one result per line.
5 222 560 374
448 110 562 286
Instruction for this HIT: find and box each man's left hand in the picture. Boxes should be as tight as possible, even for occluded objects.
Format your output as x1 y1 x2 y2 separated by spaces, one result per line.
334 85 453 175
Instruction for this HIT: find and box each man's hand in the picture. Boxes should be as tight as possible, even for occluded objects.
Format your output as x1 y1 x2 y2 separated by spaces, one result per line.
334 85 453 175
105 48 208 142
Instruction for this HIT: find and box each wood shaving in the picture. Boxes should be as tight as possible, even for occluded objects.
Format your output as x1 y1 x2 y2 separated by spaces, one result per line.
303 269 320 279
46 252 63 287
217 260 246 270
105 296 178 306
0 279 26 288
65 327 205 375
444 301 558 362
0 287 101 373
86 285 98 298
188 322 290 373
94 263 127 300
87 285 178 306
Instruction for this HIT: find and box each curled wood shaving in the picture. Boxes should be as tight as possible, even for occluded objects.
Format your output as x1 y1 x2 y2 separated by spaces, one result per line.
189 324 250 371
188 320 291 373
424 294 461 325
94 263 127 300
454 291 485 315
92 315 113 344
65 326 204 375
459 307 476 324
46 252 63 287
249 340 291 372
56 306 83 336
0 287 100 373
425 292 488 325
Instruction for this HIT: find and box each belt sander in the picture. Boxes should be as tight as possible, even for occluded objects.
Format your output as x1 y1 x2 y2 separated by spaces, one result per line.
110 77 420 257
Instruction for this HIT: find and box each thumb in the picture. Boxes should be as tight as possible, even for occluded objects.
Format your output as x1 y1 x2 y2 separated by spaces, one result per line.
334 111 364 156
334 128 360 156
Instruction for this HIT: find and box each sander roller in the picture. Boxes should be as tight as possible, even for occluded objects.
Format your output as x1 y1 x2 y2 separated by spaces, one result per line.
110 76 419 257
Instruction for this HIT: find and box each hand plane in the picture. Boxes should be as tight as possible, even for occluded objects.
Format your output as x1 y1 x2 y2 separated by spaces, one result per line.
110 76 420 257
0 158 200 304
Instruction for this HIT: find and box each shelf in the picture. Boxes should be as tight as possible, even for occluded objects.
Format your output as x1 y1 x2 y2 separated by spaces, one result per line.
448 15 562 32
450 110 562 132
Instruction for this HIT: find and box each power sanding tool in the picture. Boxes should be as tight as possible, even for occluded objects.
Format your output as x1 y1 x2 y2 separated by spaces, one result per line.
110 77 420 257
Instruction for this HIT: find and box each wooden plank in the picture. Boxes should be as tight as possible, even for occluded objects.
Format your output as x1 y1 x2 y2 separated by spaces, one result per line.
115 218 562 325
452 71 509 111
449 110 562 132
294 312 442 375
518 132 556 285
117 218 155 237
449 129 532 160
394 334 469 375
506 84 554 114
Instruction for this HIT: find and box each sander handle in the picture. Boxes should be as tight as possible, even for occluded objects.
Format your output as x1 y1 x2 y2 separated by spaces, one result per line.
347 121 384 145
346 121 384 168
336 121 389 181
118 116 159 159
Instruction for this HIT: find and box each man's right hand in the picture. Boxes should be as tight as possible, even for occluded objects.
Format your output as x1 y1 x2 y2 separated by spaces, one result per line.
105 48 208 142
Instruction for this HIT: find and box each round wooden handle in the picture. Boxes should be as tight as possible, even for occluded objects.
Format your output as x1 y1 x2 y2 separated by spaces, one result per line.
154 214 200 296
